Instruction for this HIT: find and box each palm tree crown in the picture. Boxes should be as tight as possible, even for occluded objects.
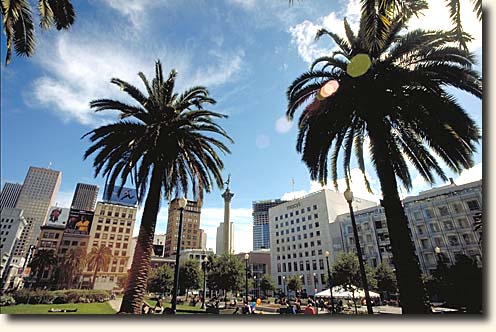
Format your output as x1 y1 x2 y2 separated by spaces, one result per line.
86 245 112 289
83 60 233 313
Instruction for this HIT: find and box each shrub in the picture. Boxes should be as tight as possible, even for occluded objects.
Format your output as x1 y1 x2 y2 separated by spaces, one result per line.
0 295 16 306
12 289 111 304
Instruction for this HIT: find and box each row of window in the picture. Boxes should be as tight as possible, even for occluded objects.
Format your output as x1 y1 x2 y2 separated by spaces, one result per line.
276 231 321 244
97 218 133 226
275 222 320 235
275 205 318 222
277 248 325 261
275 214 319 229
411 199 480 221
277 258 325 273
276 239 323 253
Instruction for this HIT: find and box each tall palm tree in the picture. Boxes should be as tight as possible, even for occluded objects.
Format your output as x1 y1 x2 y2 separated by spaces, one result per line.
286 8 481 313
86 245 112 290
83 60 233 314
1 0 75 65
28 249 57 287
58 247 86 289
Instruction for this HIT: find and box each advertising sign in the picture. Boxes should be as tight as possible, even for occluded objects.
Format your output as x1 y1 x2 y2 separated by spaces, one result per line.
105 185 138 207
65 209 94 235
45 207 70 228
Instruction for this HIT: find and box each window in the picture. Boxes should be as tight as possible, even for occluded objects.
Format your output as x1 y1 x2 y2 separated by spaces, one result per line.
457 218 469 228
95 233 100 239
420 239 430 250
425 208 434 219
443 220 454 231
416 225 426 235
466 200 480 211
451 202 463 214
462 233 474 244
433 237 443 246
314 213 318 219
413 211 422 221
448 235 460 246
429 223 440 233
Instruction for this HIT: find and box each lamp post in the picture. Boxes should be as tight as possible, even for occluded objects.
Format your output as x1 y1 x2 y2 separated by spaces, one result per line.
282 276 286 297
202 256 208 309
171 197 188 314
344 188 373 315
244 253 250 303
324 250 334 313
313 272 317 296
434 246 442 263
253 275 257 299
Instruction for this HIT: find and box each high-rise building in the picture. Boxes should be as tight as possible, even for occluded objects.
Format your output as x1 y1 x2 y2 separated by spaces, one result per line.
12 167 61 259
269 189 376 296
164 199 202 257
71 183 99 211
1 208 26 289
199 229 207 251
0 183 23 209
85 201 137 290
252 199 285 250
216 222 233 255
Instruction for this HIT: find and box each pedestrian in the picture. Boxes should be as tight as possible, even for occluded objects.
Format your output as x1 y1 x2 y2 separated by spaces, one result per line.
304 303 316 315
154 299 164 314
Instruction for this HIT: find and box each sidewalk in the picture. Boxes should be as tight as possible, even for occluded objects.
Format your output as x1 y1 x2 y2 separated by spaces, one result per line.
108 298 123 312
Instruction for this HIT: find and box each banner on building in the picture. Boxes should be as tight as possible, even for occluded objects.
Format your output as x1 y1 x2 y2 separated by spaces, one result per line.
45 207 70 227
65 209 94 235
104 185 138 207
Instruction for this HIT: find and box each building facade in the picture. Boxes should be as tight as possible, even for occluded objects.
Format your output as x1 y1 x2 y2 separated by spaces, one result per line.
235 249 271 298
164 199 202 257
153 234 167 257
12 167 61 260
268 190 376 296
71 183 99 211
0 183 23 209
199 229 207 251
216 222 233 255
252 199 285 250
1 208 26 289
85 201 137 290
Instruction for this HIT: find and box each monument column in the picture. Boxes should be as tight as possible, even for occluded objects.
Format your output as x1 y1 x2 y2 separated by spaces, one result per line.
222 176 234 254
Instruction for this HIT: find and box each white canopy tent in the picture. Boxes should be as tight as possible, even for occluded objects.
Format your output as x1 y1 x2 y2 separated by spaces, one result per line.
315 286 381 299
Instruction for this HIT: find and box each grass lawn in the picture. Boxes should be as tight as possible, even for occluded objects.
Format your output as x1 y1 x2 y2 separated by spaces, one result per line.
144 297 205 313
0 302 116 315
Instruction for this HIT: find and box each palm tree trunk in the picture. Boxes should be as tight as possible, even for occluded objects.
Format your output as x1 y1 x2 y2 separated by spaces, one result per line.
368 123 431 314
91 264 99 289
119 165 163 314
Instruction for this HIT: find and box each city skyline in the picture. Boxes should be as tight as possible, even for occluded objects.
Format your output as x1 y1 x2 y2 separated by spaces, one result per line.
1 0 482 254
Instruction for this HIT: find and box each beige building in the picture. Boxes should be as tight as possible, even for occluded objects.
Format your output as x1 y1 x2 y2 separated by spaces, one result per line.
164 199 202 257
84 201 137 290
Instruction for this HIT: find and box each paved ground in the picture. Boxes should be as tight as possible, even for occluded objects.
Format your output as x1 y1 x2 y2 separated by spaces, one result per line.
108 298 123 312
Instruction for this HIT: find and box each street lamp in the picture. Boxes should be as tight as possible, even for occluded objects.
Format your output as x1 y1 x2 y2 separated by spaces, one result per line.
253 275 257 299
344 188 373 315
324 250 334 313
202 255 208 309
313 272 317 296
244 253 250 303
282 276 286 297
171 197 188 314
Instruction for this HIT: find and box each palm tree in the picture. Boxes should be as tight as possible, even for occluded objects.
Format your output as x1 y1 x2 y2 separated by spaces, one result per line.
86 245 112 290
83 60 233 314
286 8 481 313
1 0 76 65
28 249 57 287
58 247 86 289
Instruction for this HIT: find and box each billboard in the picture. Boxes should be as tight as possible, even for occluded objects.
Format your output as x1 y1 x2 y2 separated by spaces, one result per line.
104 185 138 207
65 209 95 235
45 207 70 228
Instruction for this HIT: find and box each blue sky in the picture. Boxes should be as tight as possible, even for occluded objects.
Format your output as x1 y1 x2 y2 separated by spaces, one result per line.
0 0 482 253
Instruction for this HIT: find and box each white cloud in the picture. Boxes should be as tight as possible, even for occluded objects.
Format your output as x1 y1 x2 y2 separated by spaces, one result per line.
281 190 308 201
29 31 244 126
452 161 482 185
289 0 481 63
255 134 271 149
274 116 293 134
101 0 166 28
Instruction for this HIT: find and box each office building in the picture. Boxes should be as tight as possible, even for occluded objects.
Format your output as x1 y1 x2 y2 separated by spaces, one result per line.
199 229 207 251
1 208 26 289
164 199 202 258
0 183 23 209
85 201 137 290
252 199 285 250
153 233 167 257
269 189 376 296
236 249 271 298
12 167 61 260
216 222 234 255
71 183 99 211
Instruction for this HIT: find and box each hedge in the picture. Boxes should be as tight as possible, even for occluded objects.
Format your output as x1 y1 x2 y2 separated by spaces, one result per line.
0 295 16 306
9 289 111 305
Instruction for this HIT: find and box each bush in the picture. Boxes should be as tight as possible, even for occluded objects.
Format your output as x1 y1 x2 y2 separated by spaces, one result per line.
12 289 111 304
0 295 16 306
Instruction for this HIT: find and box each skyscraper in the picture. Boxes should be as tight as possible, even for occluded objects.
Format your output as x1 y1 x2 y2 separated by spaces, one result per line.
0 183 23 209
164 199 202 257
71 183 99 211
252 199 285 250
12 167 61 259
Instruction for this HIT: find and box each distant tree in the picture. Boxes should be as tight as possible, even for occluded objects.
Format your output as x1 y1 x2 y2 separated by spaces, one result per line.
1 0 76 65
147 265 174 295
374 262 397 300
28 249 57 288
179 259 201 296
117 274 128 290
58 247 86 289
331 252 376 313
86 246 112 289
259 274 276 297
287 275 303 297
207 254 244 303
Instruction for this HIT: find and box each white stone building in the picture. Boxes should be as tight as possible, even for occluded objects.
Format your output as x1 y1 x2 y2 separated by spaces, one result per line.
1 208 26 289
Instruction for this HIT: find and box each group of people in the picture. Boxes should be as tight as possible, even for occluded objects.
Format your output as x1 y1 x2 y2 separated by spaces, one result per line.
278 296 343 314
141 299 165 314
